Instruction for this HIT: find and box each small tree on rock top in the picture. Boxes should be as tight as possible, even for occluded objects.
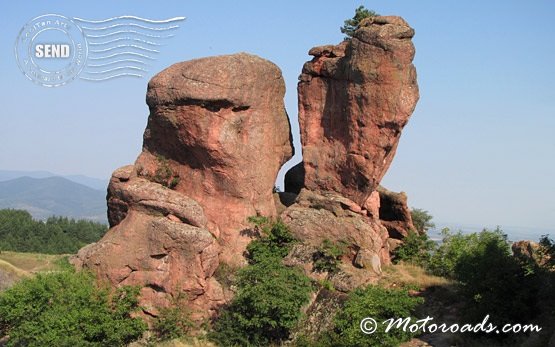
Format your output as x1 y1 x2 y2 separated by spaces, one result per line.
340 5 379 39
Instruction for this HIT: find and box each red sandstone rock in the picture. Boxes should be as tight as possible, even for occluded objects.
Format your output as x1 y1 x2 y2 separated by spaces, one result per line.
376 186 415 239
75 53 293 320
136 53 293 264
297 16 419 206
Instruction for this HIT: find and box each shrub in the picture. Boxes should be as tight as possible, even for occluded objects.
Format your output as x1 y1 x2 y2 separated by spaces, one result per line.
313 239 347 273
210 217 313 346
326 285 423 347
393 230 435 267
340 6 379 39
0 270 146 346
152 293 194 341
245 216 296 262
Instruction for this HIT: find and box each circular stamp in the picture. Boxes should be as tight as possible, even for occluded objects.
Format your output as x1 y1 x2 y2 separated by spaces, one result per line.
14 14 88 87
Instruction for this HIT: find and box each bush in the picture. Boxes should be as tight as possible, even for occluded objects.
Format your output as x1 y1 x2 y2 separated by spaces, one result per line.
0 270 146 346
245 216 296 263
152 293 194 341
393 230 435 267
340 6 379 39
313 239 347 273
210 217 313 346
325 285 423 347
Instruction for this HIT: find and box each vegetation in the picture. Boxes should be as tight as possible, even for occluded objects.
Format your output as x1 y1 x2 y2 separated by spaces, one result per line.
410 208 435 234
152 155 180 189
323 286 423 347
0 269 146 346
0 209 107 254
451 229 540 326
340 5 379 39
245 216 296 263
210 217 313 346
313 239 347 273
393 230 435 267
152 293 194 341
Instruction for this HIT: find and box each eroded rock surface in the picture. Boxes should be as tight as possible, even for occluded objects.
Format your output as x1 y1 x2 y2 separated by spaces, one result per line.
297 16 419 206
74 53 293 319
282 16 419 281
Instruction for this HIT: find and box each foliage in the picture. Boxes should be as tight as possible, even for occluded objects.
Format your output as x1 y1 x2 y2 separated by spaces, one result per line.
0 209 107 254
152 154 180 189
393 230 436 267
453 230 540 326
245 216 296 262
152 293 194 341
0 270 146 346
427 228 473 277
210 217 313 346
325 285 423 347
410 208 436 234
313 239 347 273
539 234 555 267
340 5 379 39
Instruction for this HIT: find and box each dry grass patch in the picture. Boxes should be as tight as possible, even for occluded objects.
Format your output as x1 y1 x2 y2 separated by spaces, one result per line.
380 262 452 289
0 251 67 273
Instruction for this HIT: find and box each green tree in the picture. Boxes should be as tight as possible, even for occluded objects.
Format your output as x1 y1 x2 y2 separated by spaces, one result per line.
410 208 435 234
393 230 436 266
453 229 540 327
340 6 379 39
0 209 107 254
210 217 312 346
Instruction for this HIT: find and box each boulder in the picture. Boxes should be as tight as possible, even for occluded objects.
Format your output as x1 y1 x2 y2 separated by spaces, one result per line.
297 16 419 206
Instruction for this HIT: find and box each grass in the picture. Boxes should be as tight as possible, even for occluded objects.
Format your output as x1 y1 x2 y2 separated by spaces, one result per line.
380 262 452 289
0 251 68 273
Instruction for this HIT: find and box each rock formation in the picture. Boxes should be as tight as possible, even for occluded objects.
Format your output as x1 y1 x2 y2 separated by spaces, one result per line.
74 15 419 319
281 15 419 281
75 53 293 318
296 16 419 207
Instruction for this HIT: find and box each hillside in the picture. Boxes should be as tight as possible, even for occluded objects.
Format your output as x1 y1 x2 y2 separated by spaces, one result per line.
0 176 107 223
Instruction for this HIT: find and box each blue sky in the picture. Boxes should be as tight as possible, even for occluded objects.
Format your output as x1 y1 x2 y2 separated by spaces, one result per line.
1 1 554 232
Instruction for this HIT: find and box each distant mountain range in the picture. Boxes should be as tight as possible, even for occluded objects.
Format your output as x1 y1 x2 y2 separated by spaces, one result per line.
0 170 108 190
0 176 107 223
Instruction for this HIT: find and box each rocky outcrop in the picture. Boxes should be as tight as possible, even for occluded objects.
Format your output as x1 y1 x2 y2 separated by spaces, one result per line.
512 240 551 267
136 53 293 264
297 16 419 206
74 16 419 320
282 16 419 281
74 53 293 319
377 186 415 239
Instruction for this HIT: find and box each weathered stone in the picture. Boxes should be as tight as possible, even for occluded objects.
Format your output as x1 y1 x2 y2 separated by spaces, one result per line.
297 16 419 206
136 53 294 263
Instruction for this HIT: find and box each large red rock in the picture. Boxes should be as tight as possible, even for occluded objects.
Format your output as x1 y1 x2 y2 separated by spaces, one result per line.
74 166 224 319
297 16 419 206
135 53 293 264
74 53 293 319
